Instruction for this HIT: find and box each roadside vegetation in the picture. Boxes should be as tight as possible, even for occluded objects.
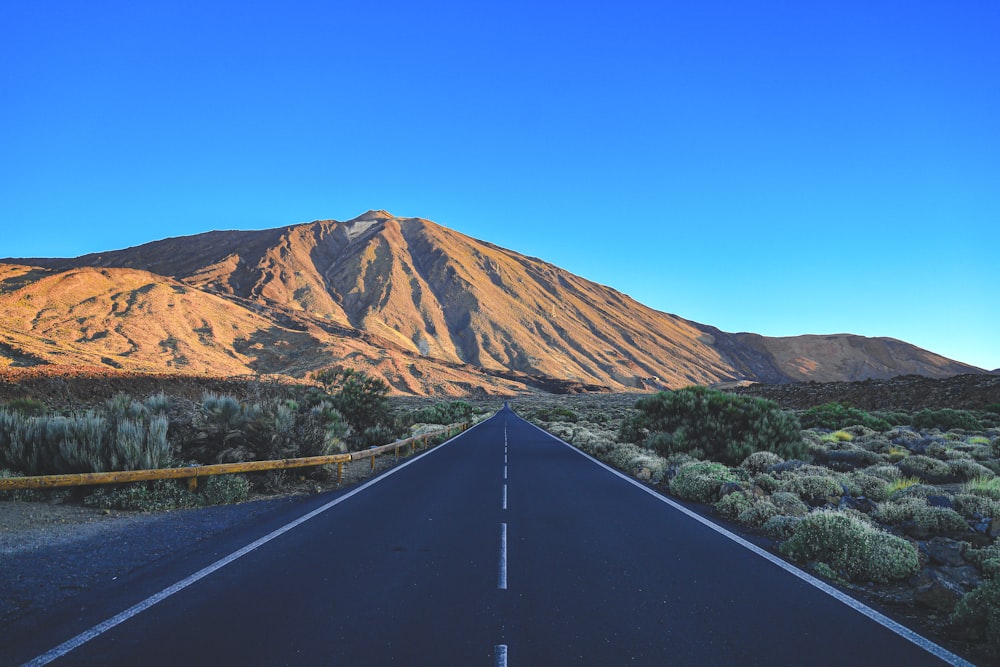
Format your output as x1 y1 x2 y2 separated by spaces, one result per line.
518 390 1000 662
0 370 484 511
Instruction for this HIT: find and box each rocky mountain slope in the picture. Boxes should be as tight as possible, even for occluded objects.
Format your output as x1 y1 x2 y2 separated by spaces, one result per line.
1 211 985 394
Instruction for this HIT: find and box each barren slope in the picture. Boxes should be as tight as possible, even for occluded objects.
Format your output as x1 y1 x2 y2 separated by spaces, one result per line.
3 211 985 391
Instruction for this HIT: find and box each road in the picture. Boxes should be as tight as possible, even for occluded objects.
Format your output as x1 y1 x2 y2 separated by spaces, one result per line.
3 406 972 666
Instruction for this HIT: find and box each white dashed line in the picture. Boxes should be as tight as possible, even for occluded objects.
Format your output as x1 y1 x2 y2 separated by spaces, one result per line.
498 523 508 590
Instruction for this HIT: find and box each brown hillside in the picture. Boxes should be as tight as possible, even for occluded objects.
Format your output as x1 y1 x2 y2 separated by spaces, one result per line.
2 211 986 393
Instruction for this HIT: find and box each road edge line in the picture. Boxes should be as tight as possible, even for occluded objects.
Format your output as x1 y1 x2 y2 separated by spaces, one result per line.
22 416 494 667
519 418 975 667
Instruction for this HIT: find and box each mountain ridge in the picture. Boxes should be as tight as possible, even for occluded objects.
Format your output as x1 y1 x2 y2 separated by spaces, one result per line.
1 211 985 394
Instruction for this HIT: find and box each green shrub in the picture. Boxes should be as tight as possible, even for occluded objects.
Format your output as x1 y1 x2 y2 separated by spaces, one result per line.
201 474 251 505
949 459 995 482
84 480 198 512
770 491 810 517
670 461 738 503
741 451 783 474
762 515 802 540
715 491 753 520
0 402 171 476
864 464 902 482
954 494 1000 520
874 498 968 536
952 577 1000 653
634 387 806 466
848 472 891 501
4 398 47 416
407 401 475 425
738 500 781 528
897 455 955 483
885 476 922 496
967 476 1000 500
913 409 984 432
530 406 579 423
779 474 844 505
781 510 920 583
798 402 891 431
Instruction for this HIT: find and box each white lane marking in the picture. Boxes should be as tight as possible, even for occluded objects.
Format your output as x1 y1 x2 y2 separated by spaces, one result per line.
494 644 508 667
23 419 493 667
519 419 974 667
504 465 507 481
502 484 508 510
498 523 508 590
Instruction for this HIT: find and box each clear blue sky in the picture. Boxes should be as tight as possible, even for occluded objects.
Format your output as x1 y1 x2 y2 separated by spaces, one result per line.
2 1 998 370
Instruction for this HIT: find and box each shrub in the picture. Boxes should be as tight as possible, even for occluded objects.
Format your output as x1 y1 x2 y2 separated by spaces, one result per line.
530 406 579 423
770 491 810 517
874 498 969 536
762 515 802 540
741 451 783 474
952 577 1000 653
715 492 753 520
848 473 891 501
634 387 805 466
84 480 198 512
864 464 902 482
780 474 844 505
670 461 738 503
949 459 995 482
738 500 781 528
798 403 891 431
968 477 1000 501
407 401 475 425
897 455 955 483
913 409 984 431
885 476 922 496
201 474 251 505
954 494 1000 520
781 510 920 583
4 398 47 416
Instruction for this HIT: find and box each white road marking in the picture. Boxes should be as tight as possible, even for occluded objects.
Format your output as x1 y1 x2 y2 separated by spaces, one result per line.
22 421 490 667
498 523 508 590
494 644 508 667
521 419 975 667
502 483 508 510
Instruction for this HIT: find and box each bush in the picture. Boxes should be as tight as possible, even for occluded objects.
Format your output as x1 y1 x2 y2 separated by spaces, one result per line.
670 461 738 503
874 498 969 536
530 406 579 423
715 492 753 520
771 491 810 517
913 409 984 432
407 401 475 425
848 472 892 501
741 451 783 474
799 403 891 431
968 476 1000 501
84 480 198 512
201 474 251 505
0 399 172 476
952 577 1000 653
779 474 844 505
763 514 802 540
738 500 781 528
897 455 955 483
633 387 806 466
781 510 920 583
954 494 1000 520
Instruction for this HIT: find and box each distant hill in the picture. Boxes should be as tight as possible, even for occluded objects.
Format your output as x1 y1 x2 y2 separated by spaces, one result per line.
1 211 985 394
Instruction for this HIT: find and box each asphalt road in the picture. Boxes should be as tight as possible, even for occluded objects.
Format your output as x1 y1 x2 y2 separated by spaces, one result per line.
3 407 973 666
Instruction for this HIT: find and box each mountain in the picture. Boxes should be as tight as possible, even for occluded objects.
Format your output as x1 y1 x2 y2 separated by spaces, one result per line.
1 211 985 394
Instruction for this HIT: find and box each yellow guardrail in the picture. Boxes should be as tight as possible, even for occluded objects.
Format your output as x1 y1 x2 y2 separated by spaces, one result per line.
0 422 468 491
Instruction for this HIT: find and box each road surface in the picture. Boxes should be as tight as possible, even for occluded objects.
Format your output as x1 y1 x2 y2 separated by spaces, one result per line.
3 406 972 666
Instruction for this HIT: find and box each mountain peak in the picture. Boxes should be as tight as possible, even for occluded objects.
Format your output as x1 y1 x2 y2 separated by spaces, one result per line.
352 210 395 222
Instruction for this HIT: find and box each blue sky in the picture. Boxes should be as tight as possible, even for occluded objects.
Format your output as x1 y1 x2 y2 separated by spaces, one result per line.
2 1 998 370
